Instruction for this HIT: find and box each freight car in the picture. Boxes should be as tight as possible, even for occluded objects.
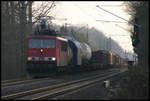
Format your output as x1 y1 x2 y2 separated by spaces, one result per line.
110 52 121 68
61 35 92 65
91 50 124 69
81 43 92 64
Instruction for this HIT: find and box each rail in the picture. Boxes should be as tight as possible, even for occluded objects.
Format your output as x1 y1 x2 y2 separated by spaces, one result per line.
2 70 124 100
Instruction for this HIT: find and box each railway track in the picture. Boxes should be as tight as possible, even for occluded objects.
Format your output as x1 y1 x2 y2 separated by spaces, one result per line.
2 72 58 87
2 69 125 100
32 71 125 100
2 77 51 87
2 78 24 84
2 67 119 88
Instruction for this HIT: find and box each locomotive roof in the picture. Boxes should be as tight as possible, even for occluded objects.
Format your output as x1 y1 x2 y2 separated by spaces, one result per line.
27 35 57 39
27 35 68 42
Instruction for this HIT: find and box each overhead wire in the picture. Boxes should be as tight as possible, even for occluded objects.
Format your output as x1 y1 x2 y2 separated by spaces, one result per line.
93 4 131 33
74 4 128 36
75 4 128 25
74 4 98 23
72 3 132 49
74 4 127 51
74 4 107 33
97 4 129 7
96 5 141 27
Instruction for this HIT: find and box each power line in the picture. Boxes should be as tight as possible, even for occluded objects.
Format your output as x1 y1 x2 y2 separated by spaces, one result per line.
115 24 131 32
98 5 129 7
96 20 127 23
74 4 108 32
96 5 141 27
74 4 97 23
110 34 129 36
74 4 132 53
74 4 128 26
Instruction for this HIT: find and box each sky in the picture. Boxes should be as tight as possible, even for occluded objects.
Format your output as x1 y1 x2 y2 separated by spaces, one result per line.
33 1 134 59
50 1 133 52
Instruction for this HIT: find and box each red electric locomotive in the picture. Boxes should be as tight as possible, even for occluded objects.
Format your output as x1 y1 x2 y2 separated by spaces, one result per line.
26 35 72 77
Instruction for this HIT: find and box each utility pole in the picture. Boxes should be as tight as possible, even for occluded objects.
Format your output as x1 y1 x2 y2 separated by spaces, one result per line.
50 17 67 34
64 23 71 34
107 38 109 50
125 50 127 59
64 23 67 33
87 24 88 43
109 37 111 51
104 38 106 50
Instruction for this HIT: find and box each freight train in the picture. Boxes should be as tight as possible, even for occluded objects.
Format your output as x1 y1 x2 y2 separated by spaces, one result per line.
26 19 124 78
26 29 92 77
26 32 124 78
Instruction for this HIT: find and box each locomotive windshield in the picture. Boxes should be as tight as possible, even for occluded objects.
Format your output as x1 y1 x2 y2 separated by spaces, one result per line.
29 39 55 48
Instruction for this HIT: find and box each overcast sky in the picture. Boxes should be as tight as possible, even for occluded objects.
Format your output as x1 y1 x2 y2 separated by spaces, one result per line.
33 1 134 54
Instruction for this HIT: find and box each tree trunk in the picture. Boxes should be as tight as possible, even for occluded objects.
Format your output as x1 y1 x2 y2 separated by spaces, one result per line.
27 1 33 35
19 1 28 77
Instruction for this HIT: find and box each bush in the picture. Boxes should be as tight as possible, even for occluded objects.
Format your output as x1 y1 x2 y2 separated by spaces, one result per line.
111 65 149 99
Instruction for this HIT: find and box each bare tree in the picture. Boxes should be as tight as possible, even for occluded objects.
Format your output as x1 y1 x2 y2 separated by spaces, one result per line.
1 1 57 80
32 1 56 25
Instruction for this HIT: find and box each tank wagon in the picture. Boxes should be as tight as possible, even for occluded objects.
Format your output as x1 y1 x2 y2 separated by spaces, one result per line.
62 35 92 66
81 43 92 64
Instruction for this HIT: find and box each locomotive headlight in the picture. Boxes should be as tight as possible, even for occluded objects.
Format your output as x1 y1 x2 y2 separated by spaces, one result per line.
27 57 32 61
40 49 43 52
52 57 56 61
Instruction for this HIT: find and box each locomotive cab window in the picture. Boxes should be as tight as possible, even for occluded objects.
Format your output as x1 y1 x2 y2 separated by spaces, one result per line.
29 39 55 48
61 41 67 51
